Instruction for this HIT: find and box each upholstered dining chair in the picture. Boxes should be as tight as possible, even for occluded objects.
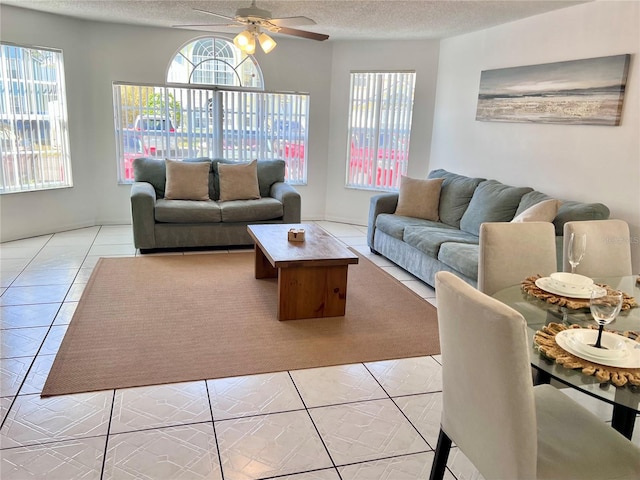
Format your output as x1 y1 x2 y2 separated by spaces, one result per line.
563 219 633 277
478 221 557 296
430 271 640 480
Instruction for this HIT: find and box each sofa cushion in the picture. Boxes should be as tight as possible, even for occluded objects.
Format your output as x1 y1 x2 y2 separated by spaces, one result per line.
164 159 210 201
220 197 284 222
428 169 485 228
438 242 480 280
460 180 533 236
218 160 261 202
133 157 167 198
394 176 444 221
403 226 479 258
515 190 553 215
555 201 610 235
211 159 286 200
257 160 286 197
154 199 222 223
211 159 234 200
512 199 560 223
516 190 610 235
375 213 455 240
184 157 215 200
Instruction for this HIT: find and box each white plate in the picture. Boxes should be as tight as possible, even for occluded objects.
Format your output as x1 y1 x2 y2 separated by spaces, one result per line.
549 272 594 295
555 329 640 368
567 330 628 360
535 277 606 299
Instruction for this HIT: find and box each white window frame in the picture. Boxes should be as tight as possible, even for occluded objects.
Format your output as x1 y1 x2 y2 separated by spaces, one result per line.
114 36 308 185
113 83 309 185
167 36 264 89
0 42 72 194
346 71 416 191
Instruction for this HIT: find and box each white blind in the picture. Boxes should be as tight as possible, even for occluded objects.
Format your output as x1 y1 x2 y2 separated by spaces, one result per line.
346 71 416 190
113 84 308 185
0 43 72 194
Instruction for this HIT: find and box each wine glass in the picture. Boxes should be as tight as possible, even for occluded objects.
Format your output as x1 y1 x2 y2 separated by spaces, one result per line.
589 290 623 349
568 233 587 274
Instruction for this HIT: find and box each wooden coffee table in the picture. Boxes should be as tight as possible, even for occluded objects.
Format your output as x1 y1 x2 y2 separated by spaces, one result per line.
247 223 359 320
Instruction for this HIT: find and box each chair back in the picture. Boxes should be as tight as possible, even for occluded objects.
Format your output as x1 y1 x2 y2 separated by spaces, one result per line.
436 270 538 479
478 222 557 296
563 220 632 277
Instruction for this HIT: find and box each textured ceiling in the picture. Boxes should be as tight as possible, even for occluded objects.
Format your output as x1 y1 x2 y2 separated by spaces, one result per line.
3 0 589 41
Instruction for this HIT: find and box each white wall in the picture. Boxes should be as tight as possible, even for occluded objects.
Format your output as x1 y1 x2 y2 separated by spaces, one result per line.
0 8 98 239
430 0 640 272
323 40 440 225
0 5 333 241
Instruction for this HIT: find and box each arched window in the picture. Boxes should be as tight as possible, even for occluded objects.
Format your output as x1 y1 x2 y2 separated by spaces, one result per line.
167 37 263 89
114 36 308 185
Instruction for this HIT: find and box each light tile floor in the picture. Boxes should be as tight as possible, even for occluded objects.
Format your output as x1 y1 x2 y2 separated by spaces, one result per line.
0 221 637 479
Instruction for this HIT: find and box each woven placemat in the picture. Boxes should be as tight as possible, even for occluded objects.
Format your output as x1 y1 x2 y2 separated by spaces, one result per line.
522 275 638 310
534 322 640 387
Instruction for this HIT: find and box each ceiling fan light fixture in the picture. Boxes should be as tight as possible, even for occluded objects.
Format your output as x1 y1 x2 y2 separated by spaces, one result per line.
244 35 257 55
233 30 253 50
258 32 277 53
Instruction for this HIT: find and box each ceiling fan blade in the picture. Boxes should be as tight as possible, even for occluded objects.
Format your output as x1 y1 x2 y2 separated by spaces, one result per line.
274 26 329 41
269 16 316 27
172 23 240 28
192 8 235 21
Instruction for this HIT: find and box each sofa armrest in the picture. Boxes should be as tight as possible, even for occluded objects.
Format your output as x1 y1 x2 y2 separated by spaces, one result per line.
270 182 301 224
368 193 399 248
130 182 157 249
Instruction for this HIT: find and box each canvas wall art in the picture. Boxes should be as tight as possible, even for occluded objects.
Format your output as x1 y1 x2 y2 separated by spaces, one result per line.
476 54 630 126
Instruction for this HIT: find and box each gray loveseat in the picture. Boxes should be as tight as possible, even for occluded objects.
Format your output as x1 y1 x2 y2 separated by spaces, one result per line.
368 169 610 287
131 158 301 251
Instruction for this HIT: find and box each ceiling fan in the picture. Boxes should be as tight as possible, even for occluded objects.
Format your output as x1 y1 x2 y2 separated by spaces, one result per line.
173 1 329 54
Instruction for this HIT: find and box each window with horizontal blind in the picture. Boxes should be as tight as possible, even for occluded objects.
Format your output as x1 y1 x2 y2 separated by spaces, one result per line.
346 71 416 191
113 84 309 184
0 42 72 194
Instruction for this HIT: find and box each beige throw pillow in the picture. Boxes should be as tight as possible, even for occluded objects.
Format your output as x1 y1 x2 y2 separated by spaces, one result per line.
511 199 560 223
394 176 444 221
164 159 210 201
218 160 261 202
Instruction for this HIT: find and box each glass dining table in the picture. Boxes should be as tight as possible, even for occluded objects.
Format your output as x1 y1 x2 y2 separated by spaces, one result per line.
492 275 640 440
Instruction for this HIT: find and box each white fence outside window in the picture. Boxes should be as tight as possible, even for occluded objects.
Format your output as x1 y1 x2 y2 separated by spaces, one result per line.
346 71 416 191
0 42 72 194
113 83 309 185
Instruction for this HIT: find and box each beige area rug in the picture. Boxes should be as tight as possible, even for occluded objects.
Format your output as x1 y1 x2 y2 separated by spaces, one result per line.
42 250 440 397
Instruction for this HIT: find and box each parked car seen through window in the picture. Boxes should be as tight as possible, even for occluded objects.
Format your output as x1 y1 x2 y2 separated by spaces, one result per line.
134 116 176 132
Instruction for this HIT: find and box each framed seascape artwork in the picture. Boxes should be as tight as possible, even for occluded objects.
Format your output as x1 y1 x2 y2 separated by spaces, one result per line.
476 54 630 126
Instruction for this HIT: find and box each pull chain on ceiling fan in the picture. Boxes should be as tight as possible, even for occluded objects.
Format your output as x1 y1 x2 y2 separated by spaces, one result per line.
173 0 329 54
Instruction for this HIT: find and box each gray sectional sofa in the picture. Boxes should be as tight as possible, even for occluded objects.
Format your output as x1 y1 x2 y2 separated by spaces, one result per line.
368 169 610 287
130 158 301 251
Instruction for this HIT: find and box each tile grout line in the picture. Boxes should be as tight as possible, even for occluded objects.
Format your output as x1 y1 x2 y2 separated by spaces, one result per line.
358 360 461 477
361 362 436 451
0 320 60 431
286 370 344 480
362 357 468 479
331 450 434 472
0 431 110 451
99 389 117 480
204 380 226 480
